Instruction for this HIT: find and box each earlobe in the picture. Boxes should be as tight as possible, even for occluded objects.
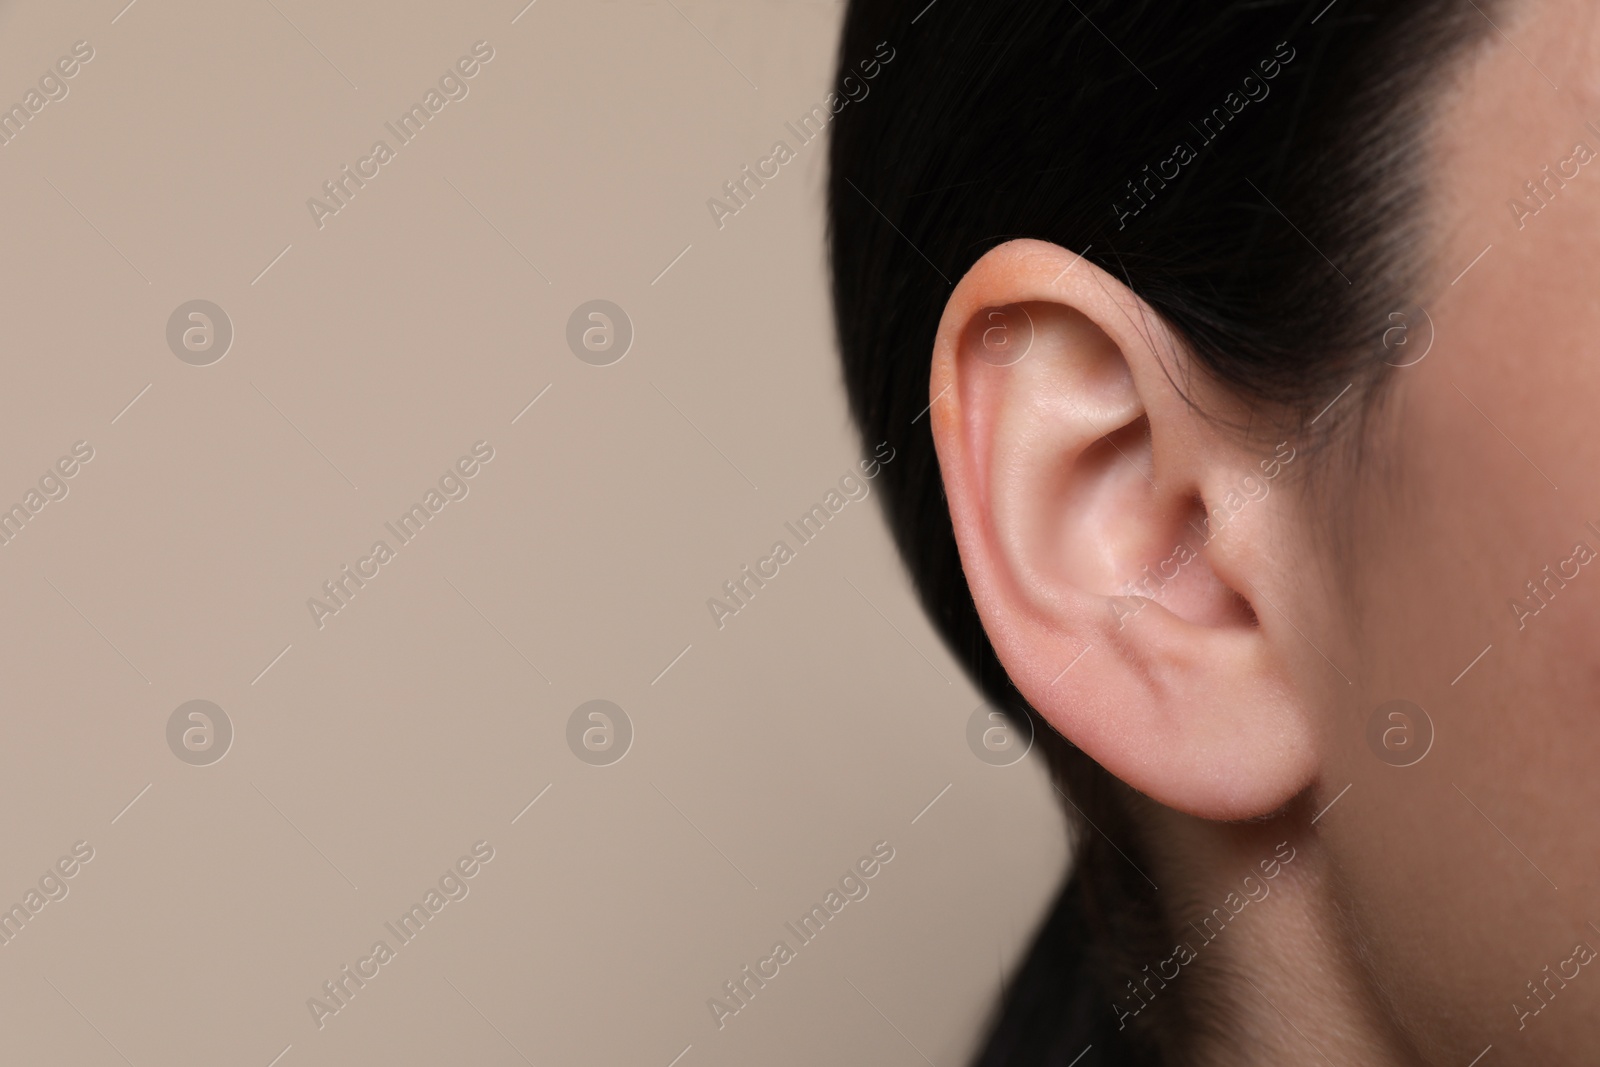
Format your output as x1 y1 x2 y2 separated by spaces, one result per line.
929 239 1318 821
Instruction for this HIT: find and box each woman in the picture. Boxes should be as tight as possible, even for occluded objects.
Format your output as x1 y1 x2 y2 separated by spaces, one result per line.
828 0 1599 1062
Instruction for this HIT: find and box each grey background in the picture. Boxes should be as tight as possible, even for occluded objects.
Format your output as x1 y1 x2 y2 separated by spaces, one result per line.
0 1 1065 1064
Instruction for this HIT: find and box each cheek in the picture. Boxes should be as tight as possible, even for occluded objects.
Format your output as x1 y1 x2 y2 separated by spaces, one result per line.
1311 214 1600 1051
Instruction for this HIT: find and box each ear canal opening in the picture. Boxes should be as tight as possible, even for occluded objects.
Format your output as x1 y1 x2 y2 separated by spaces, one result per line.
1163 492 1261 630
1234 590 1261 628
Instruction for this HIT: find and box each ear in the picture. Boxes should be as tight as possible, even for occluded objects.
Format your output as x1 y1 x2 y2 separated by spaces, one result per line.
929 239 1318 820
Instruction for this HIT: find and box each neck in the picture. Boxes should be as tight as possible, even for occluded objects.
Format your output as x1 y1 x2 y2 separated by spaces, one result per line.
1136 801 1422 1067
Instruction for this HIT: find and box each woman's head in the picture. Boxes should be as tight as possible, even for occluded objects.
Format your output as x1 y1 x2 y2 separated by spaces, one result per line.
830 0 1600 1061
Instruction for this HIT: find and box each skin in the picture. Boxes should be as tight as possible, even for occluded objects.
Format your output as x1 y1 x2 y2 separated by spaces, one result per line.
927 1 1600 1061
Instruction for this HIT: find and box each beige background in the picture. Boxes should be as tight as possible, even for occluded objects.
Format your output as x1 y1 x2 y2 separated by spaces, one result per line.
0 1 1065 1064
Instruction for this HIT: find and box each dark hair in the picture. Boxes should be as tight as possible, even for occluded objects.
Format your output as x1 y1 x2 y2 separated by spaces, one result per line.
826 1 1499 1062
